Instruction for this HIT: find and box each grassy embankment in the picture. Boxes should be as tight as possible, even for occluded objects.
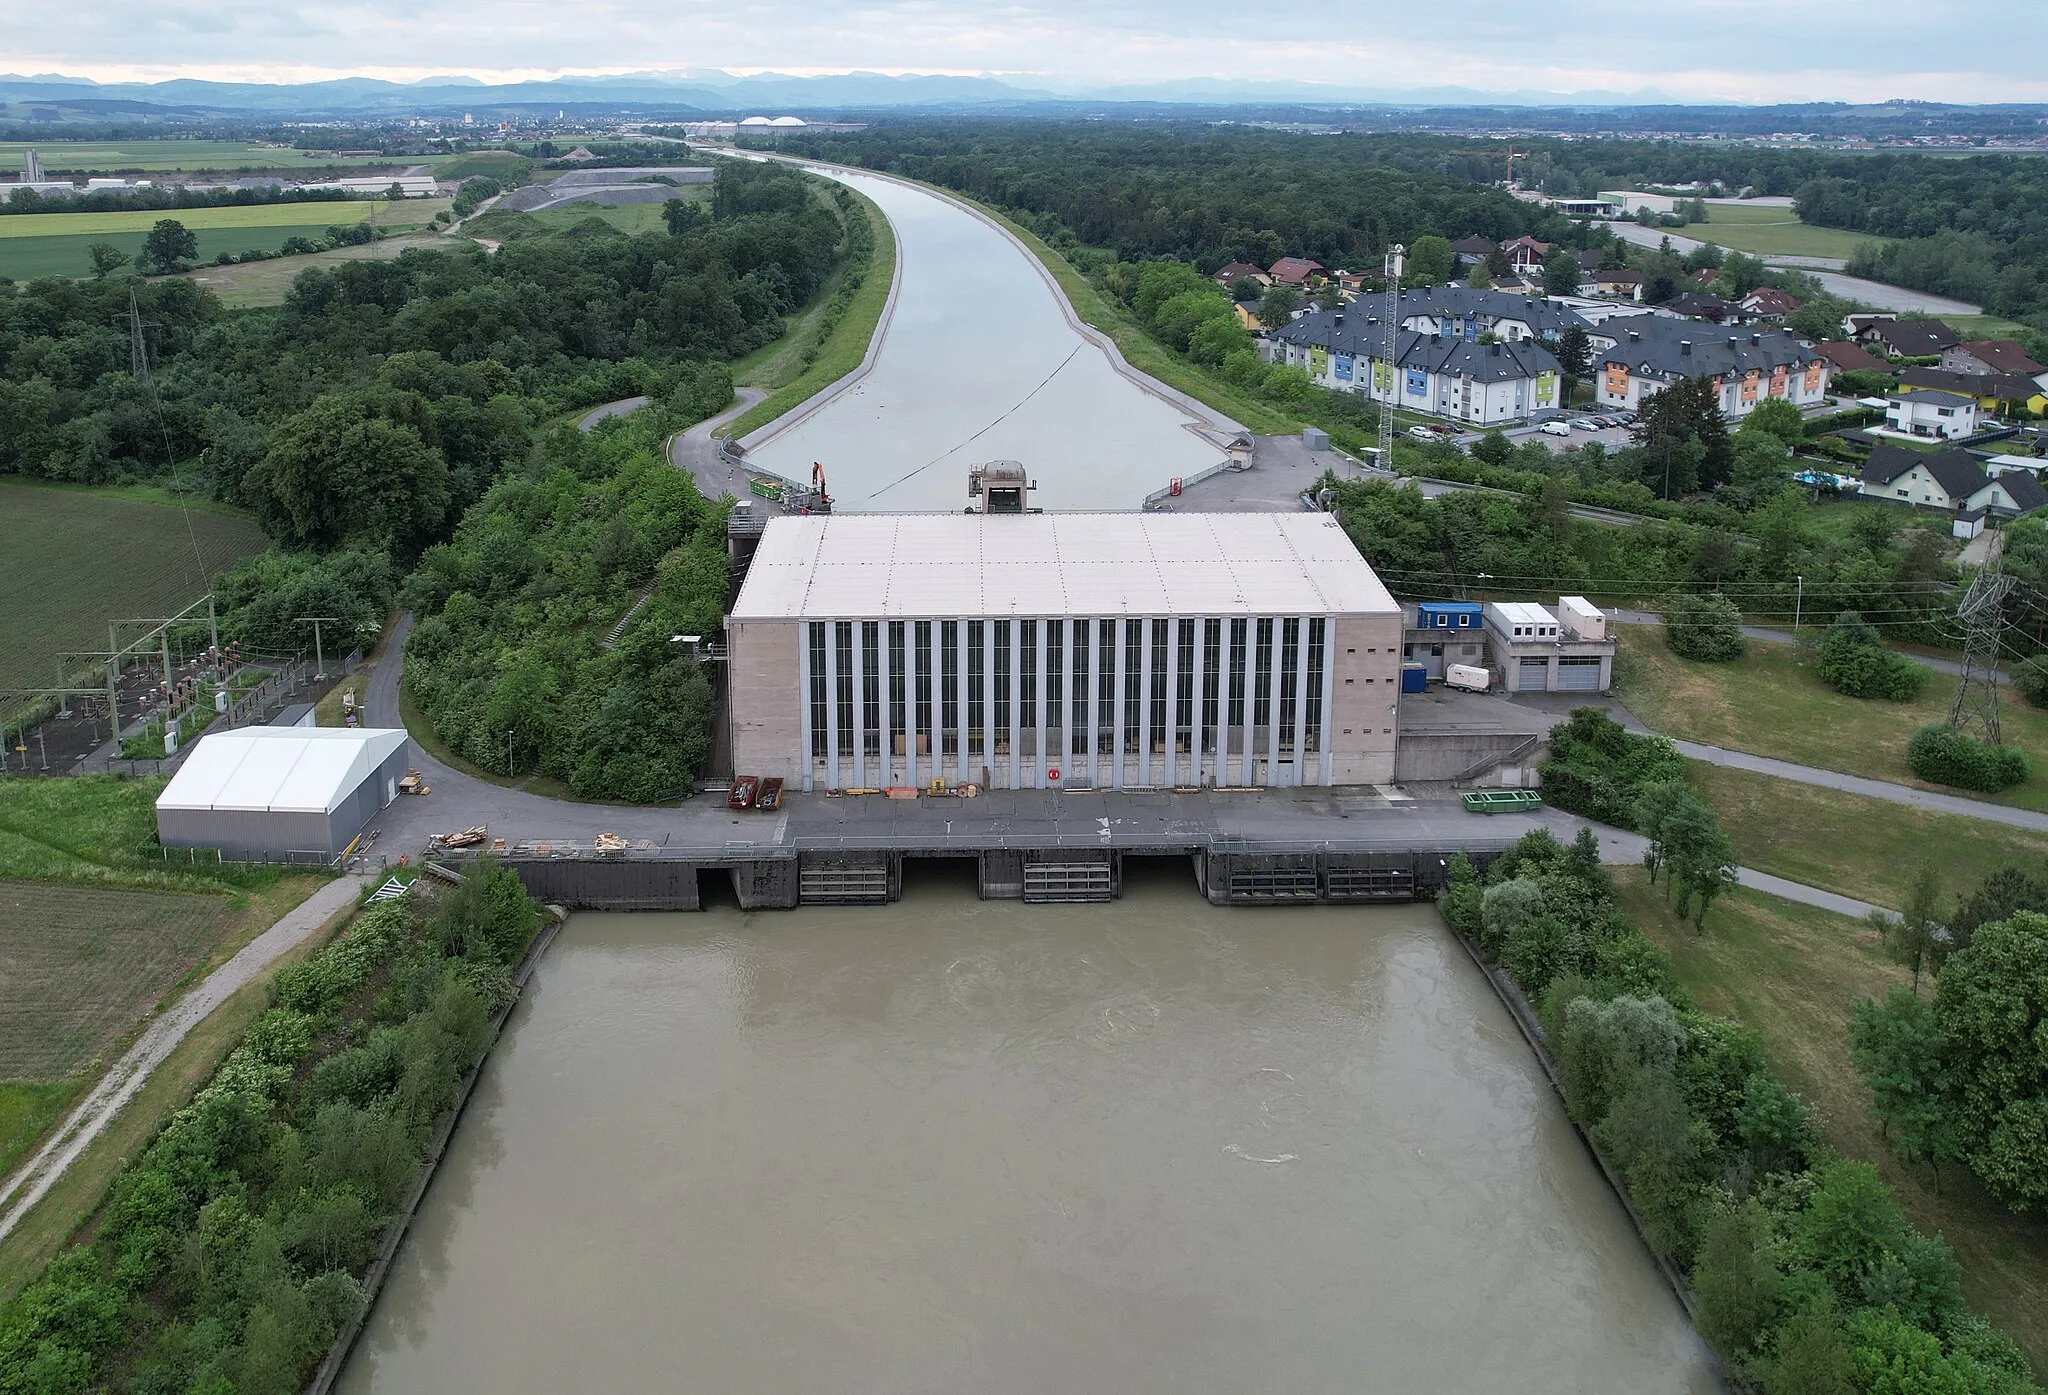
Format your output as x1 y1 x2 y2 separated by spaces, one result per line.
1618 874 2048 1373
461 190 702 244
0 479 267 695
1613 623 2048 814
0 777 326 1193
0 200 399 280
722 184 898 439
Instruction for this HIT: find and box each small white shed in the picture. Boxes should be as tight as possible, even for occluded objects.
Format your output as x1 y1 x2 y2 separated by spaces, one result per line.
156 726 411 859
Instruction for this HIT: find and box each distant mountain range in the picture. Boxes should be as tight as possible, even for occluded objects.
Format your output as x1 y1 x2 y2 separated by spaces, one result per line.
0 70 1717 116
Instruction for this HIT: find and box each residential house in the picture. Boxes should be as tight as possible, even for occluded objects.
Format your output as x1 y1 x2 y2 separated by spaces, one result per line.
1385 285 1591 344
1500 235 1552 274
1450 236 1498 267
1213 261 1270 290
1942 339 2048 390
1666 292 1730 323
1843 313 1897 339
1815 340 1889 375
1335 269 1370 295
1739 287 1801 320
1897 366 2048 415
1591 269 1644 301
1592 319 1832 419
1233 299 1264 331
1885 390 1978 440
1857 318 1960 358
1268 257 1325 286
1270 307 1564 425
1860 443 2048 517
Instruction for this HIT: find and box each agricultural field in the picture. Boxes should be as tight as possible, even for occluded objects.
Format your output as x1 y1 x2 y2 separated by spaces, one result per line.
0 142 450 174
181 232 449 309
0 481 267 695
1687 199 1894 261
462 193 698 242
0 198 391 280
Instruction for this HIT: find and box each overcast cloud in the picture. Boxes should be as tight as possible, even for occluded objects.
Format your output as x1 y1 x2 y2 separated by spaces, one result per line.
3 0 2040 103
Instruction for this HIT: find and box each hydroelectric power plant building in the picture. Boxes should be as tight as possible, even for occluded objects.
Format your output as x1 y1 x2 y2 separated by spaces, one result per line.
726 512 1405 791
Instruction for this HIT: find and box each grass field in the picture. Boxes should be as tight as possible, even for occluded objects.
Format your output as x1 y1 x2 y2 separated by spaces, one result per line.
1620 874 2048 1374
0 199 393 281
1685 200 1894 261
1689 761 2048 910
0 480 267 695
1612 623 2048 812
462 191 702 243
0 880 235 1079
0 142 446 174
181 233 450 308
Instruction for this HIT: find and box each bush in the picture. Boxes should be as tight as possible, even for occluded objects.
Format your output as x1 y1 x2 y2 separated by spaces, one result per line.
2014 653 2048 709
1660 592 1746 661
1907 724 2031 792
1814 612 1927 701
1536 707 1687 828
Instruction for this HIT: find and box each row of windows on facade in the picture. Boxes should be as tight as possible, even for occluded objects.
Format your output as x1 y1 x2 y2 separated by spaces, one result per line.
803 617 1332 761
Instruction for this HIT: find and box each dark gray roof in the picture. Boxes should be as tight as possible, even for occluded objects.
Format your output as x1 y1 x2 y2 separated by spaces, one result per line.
1903 363 2039 401
1993 470 2048 513
1895 389 1975 409
1596 317 1814 380
1273 308 1561 382
1388 286 1591 338
1869 319 1960 354
1864 444 1988 500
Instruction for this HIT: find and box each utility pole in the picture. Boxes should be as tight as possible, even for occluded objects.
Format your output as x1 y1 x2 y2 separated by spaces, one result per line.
296 617 340 679
1793 575 1803 639
1949 559 2015 745
1377 243 1404 473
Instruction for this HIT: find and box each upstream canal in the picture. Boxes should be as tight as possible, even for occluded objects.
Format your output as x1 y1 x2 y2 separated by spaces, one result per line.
337 868 1717 1392
745 168 1236 512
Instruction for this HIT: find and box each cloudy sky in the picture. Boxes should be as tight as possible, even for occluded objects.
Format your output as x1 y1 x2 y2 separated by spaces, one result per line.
5 0 2042 103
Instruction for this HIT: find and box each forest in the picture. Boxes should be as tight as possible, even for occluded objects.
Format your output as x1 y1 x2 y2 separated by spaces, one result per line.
0 157 856 790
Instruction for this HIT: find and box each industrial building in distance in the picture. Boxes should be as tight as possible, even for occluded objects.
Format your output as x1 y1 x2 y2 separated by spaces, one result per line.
726 512 1405 792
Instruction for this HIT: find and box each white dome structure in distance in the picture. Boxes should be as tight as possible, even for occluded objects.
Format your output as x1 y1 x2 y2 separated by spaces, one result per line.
739 115 774 127
768 115 807 127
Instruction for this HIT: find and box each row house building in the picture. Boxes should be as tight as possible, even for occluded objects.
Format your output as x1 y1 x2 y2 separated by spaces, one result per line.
1271 307 1564 426
1591 318 1832 420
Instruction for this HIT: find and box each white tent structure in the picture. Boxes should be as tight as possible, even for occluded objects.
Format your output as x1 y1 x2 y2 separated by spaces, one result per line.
156 727 411 859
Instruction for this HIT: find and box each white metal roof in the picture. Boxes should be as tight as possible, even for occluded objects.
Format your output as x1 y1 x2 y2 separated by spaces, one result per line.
1488 602 1557 625
730 513 1399 620
156 727 408 815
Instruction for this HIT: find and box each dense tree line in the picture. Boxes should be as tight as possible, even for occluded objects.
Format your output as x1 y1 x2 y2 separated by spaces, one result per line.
761 124 1569 270
1443 828 2043 1393
0 864 546 1393
0 183 367 217
401 399 731 801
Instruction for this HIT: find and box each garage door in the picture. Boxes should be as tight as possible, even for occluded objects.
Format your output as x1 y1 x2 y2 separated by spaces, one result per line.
1556 658 1604 691
1517 657 1550 691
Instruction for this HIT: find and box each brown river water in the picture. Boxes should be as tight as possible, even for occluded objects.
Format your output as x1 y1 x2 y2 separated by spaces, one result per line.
336 863 1719 1393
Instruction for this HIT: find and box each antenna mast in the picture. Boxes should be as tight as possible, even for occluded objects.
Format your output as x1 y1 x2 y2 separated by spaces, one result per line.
1377 242 1403 472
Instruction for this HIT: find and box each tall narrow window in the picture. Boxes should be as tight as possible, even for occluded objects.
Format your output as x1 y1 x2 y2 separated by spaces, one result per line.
1175 620 1195 753
1304 618 1326 756
1278 617 1300 754
1124 619 1144 752
1045 620 1063 752
1227 618 1248 743
1071 620 1089 755
808 622 828 759
1099 619 1118 753
914 621 933 758
1252 617 1274 732
834 621 855 757
966 620 984 757
993 619 1011 749
1201 618 1222 754
888 621 907 761
941 620 960 757
1019 619 1037 736
862 620 882 759
1150 620 1170 754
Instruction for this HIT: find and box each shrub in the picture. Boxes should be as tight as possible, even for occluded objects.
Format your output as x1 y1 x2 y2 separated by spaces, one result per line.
1660 592 1746 661
2013 653 2048 709
1813 612 1927 701
1906 724 2031 792
1536 707 1687 828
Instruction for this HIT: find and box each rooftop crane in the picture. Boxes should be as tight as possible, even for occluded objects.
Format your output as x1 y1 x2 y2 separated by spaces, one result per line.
1449 145 1527 188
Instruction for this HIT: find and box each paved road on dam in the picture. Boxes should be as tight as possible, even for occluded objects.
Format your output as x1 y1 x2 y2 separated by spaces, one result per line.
743 166 1241 512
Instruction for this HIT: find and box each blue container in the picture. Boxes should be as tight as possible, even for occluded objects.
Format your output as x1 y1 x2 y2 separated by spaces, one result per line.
1416 601 1483 631
1400 662 1428 694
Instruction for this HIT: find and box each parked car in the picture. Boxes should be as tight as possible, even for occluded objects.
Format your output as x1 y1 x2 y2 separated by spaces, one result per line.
1572 417 1602 431
1539 420 1573 437
1407 426 1436 441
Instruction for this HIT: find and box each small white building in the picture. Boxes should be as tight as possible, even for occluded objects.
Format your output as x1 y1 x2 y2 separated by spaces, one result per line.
1483 601 1615 692
155 726 411 860
1885 391 1978 441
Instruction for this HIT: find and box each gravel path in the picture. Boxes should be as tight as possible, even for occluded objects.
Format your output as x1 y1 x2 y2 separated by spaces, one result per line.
0 875 370 1245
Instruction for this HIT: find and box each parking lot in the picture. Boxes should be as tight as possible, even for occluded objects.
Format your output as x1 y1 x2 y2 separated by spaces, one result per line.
1502 414 1636 453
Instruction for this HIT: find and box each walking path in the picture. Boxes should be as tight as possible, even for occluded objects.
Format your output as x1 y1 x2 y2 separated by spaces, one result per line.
0 874 370 1245
1671 738 2048 832
1612 610 2006 683
668 386 773 506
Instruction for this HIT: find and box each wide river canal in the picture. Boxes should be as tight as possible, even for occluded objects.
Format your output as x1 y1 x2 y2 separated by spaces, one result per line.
745 168 1236 513
339 867 1718 1392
